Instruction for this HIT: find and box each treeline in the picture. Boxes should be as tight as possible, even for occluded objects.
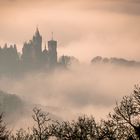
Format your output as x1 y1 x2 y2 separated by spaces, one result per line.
0 86 140 140
91 56 140 67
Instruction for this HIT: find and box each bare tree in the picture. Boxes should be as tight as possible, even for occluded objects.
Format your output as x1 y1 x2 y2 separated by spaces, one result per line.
32 107 51 140
101 114 135 140
111 89 140 139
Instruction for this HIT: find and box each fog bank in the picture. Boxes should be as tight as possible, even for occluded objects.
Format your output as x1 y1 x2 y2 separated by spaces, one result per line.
0 63 139 122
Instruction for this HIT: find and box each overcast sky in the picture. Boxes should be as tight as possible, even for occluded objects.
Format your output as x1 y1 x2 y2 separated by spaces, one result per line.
0 0 140 62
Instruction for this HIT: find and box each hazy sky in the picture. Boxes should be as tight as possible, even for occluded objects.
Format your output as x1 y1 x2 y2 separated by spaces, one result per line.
0 0 140 62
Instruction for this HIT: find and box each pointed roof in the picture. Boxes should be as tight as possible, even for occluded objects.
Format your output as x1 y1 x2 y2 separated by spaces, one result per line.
35 27 41 36
51 32 54 40
43 43 48 54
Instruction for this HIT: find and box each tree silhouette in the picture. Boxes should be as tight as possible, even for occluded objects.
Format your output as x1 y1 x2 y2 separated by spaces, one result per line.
32 107 51 140
59 55 79 68
110 87 140 139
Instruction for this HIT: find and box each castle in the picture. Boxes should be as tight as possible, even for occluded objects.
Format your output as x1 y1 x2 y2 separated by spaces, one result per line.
0 28 58 75
22 28 58 69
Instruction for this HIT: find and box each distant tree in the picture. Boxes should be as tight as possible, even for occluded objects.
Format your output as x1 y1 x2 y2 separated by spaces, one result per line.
59 55 79 67
91 56 102 64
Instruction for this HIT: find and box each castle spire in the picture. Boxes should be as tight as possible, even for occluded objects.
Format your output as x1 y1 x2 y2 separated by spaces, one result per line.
35 26 40 36
52 32 54 40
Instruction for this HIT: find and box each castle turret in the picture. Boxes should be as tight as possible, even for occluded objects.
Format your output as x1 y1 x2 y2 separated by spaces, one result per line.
32 27 42 60
21 27 42 68
48 33 57 67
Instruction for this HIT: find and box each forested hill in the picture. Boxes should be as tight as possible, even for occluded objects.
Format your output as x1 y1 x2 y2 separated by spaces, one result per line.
0 90 24 115
0 90 62 127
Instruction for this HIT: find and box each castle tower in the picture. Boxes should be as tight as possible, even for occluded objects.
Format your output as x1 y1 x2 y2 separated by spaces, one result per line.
21 28 42 68
32 27 42 60
48 32 57 67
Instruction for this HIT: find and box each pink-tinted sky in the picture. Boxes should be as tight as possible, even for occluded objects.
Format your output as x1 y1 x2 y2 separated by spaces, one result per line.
0 0 140 62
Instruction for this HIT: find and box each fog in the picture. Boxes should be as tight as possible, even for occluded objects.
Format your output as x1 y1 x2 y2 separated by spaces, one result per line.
0 63 139 124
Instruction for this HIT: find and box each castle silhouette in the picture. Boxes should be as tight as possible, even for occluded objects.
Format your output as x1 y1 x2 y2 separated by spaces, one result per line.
22 28 57 69
0 28 58 76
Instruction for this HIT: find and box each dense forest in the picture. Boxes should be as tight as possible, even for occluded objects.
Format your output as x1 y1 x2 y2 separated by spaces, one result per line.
0 85 140 140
